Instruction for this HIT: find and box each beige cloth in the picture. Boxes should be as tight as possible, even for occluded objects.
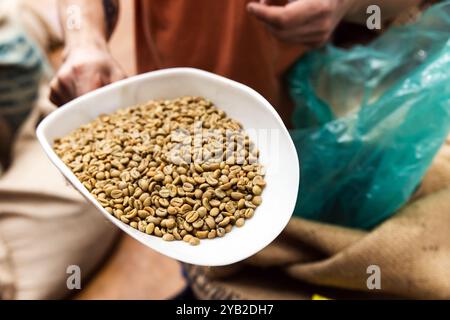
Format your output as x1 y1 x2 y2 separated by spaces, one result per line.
0 85 119 300
0 1 119 300
186 137 450 300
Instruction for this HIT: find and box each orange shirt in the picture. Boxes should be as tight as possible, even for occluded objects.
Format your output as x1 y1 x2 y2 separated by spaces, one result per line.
134 0 306 126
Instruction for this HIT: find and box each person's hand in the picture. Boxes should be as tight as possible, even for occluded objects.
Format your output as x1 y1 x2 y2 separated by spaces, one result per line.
49 43 126 106
247 0 355 49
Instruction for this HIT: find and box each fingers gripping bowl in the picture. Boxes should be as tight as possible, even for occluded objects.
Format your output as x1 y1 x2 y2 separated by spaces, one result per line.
36 68 299 266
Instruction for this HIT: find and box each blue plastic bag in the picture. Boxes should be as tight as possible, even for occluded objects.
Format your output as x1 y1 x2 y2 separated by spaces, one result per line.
289 1 450 229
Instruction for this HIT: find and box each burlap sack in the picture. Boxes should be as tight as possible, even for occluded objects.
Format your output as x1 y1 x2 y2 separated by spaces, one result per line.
185 136 450 300
185 0 450 301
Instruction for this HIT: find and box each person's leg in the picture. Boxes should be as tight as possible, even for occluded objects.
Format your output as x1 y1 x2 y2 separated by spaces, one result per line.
0 1 114 299
74 235 187 300
0 0 187 300
0 100 120 299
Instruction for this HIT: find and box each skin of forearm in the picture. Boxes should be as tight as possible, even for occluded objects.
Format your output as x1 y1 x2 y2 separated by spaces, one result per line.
345 0 423 24
58 0 119 50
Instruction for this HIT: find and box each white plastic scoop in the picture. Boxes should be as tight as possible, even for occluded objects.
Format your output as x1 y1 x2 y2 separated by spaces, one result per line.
36 68 300 266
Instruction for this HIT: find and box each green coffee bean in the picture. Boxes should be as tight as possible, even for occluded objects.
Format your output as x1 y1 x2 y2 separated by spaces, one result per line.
231 192 244 200
189 237 200 246
167 206 178 215
252 196 262 206
173 228 182 240
208 230 217 239
145 223 155 235
138 210 149 219
162 234 175 241
154 227 163 237
197 206 207 217
209 199 221 207
217 227 226 237
209 207 220 217
236 218 245 227
156 208 168 217
183 234 193 243
205 216 216 229
192 219 204 229
218 217 230 227
186 211 199 223
110 189 123 199
165 219 176 229
196 230 208 239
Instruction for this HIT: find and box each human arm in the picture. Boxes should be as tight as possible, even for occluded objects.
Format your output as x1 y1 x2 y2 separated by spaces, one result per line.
247 0 422 48
49 0 125 106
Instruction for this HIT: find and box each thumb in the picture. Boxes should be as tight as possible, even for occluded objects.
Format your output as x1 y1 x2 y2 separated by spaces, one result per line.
111 67 127 82
75 72 105 97
259 0 291 5
247 2 287 28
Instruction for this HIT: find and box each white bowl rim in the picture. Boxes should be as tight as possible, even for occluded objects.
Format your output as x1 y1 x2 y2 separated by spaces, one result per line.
36 67 300 266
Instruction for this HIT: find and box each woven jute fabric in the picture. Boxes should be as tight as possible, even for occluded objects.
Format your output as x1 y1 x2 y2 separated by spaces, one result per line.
185 137 450 299
185 2 450 300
